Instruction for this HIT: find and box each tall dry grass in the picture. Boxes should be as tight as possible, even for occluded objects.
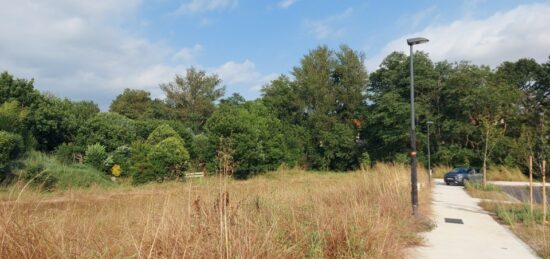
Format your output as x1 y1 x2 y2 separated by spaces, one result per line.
0 164 431 258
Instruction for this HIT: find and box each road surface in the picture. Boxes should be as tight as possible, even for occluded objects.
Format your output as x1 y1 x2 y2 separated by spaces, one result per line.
409 179 539 259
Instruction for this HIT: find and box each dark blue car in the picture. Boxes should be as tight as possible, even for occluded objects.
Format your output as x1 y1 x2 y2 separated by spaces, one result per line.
444 167 482 185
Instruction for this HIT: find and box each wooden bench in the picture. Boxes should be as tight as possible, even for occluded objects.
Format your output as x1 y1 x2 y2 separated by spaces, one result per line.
186 172 205 178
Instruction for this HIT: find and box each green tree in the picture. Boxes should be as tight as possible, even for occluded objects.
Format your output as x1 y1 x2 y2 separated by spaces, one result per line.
76 112 137 152
0 131 24 175
205 101 300 178
161 67 225 132
109 89 154 120
0 71 41 107
146 124 181 146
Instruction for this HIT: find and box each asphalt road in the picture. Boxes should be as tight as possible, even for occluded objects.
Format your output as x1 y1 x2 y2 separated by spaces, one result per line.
409 179 539 259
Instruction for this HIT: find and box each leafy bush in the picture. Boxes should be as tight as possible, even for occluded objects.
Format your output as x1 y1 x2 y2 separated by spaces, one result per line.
148 137 190 180
84 144 107 170
0 131 24 171
76 112 137 151
205 101 299 178
55 142 85 164
146 124 181 145
360 152 371 168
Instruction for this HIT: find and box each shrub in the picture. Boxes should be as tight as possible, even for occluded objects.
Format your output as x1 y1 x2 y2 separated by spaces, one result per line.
55 142 85 164
76 112 137 151
148 137 190 180
0 131 24 171
360 152 371 168
131 161 157 185
146 124 181 145
111 164 122 177
85 143 107 170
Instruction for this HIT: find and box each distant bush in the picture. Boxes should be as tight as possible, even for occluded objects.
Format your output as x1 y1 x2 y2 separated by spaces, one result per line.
146 124 181 145
148 137 190 180
0 131 24 172
85 143 107 170
55 142 85 164
360 152 371 168
77 112 137 151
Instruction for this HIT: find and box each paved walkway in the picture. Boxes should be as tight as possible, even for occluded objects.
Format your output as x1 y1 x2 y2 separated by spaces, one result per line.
409 179 539 259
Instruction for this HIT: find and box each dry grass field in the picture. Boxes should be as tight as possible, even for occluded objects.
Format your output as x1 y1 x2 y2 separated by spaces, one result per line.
0 164 431 258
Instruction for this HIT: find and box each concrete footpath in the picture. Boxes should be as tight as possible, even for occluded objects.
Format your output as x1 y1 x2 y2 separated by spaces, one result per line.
409 179 539 259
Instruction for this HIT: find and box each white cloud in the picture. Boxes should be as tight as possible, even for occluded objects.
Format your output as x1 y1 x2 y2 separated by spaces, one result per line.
367 3 550 70
212 60 278 92
174 0 238 15
173 44 203 63
214 60 260 84
278 0 298 9
304 8 353 39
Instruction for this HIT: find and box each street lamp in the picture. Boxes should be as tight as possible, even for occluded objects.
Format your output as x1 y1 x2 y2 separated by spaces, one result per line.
427 121 434 184
407 37 429 216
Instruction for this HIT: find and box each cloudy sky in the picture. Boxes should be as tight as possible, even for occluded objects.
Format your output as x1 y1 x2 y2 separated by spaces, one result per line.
1 0 549 109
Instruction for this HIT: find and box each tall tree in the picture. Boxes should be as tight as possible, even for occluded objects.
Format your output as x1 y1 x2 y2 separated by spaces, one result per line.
110 89 154 120
160 67 225 132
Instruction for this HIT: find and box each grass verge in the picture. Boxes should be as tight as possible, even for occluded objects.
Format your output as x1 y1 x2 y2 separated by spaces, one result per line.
0 164 432 258
479 202 549 258
465 182 549 258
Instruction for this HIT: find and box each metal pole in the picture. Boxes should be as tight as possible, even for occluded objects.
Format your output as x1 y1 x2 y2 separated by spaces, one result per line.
529 156 533 213
427 122 432 184
543 160 547 224
410 44 418 216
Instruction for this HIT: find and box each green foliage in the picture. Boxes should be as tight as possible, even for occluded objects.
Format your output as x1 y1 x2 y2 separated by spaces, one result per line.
28 97 99 151
148 137 190 179
146 124 181 145
84 143 107 170
55 143 85 164
495 205 550 225
262 45 367 171
77 112 137 151
161 67 225 132
20 152 112 190
110 88 154 120
0 131 24 172
205 101 301 178
0 100 29 134
0 71 41 107
360 152 371 168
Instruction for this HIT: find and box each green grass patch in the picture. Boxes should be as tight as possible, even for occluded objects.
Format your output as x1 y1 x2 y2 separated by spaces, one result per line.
18 151 114 190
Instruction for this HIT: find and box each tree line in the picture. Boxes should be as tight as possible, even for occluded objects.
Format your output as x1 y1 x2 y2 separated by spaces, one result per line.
1 45 549 185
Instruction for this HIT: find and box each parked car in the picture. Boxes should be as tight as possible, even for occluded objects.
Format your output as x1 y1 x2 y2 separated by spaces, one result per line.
444 166 482 185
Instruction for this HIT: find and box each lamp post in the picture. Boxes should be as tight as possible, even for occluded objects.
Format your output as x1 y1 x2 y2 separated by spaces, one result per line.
407 37 429 216
427 121 434 184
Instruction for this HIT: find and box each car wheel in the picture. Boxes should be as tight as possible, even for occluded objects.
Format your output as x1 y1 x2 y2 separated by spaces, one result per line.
445 182 450 185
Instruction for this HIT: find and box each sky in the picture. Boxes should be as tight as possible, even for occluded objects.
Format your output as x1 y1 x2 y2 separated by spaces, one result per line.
1 0 550 109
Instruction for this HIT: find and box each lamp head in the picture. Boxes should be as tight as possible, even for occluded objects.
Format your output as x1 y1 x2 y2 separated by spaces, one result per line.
427 121 434 124
407 37 429 46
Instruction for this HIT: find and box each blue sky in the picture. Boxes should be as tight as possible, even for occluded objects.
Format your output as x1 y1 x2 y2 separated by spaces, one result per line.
1 0 550 109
